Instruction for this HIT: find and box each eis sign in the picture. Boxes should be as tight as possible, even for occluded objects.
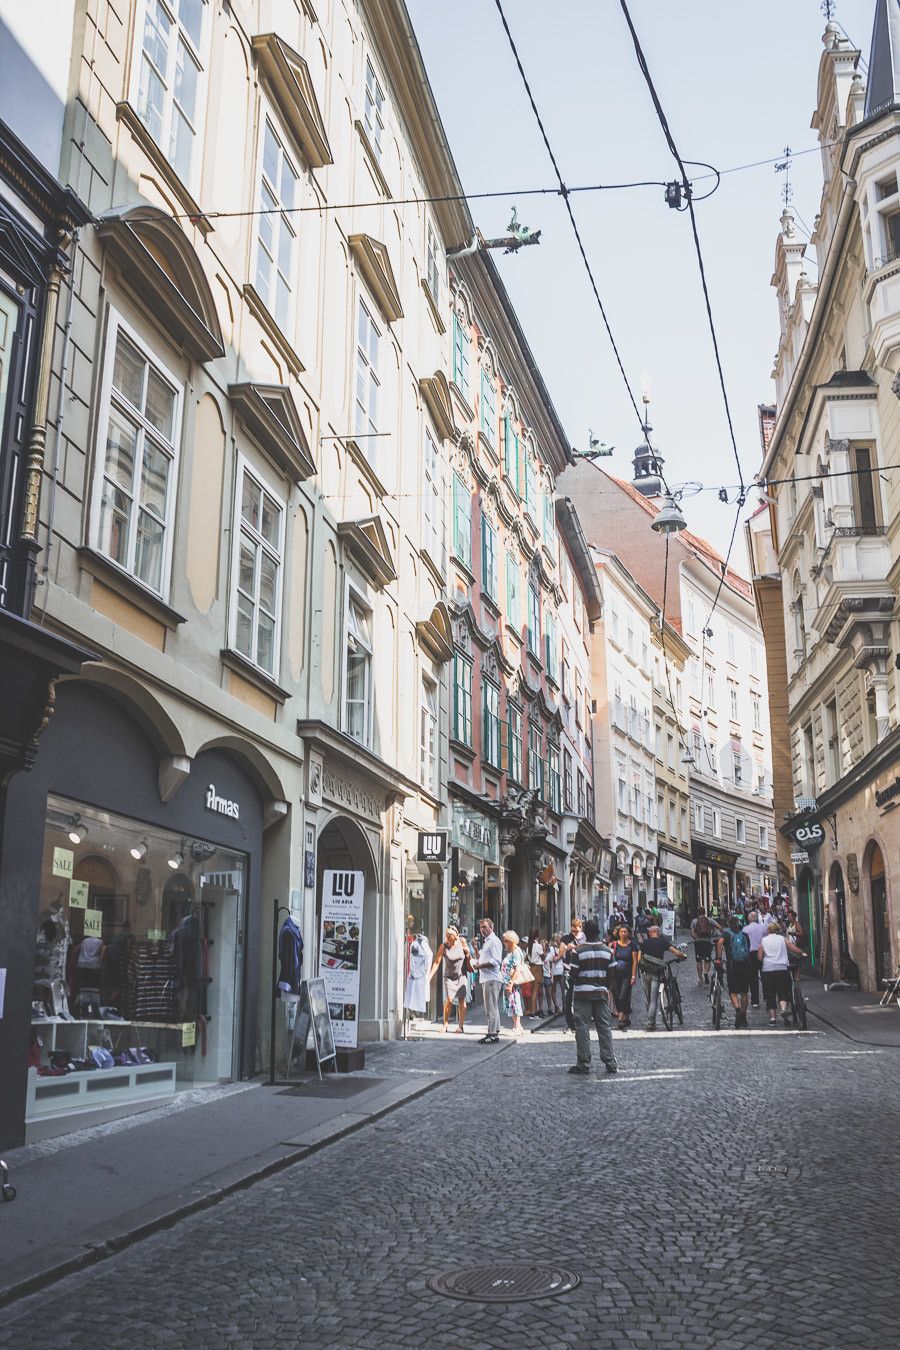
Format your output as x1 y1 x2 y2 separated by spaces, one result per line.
790 820 825 852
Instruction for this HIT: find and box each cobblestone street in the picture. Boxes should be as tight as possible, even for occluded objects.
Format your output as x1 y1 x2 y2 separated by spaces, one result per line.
4 976 900 1349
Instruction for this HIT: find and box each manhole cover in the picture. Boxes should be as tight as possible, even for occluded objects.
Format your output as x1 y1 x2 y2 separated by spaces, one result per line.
428 1263 579 1303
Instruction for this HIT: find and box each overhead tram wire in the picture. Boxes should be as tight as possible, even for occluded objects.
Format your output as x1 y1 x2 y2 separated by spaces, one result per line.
618 0 746 497
491 0 649 444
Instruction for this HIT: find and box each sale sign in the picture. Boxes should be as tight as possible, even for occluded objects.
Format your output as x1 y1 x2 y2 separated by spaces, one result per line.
319 870 364 1049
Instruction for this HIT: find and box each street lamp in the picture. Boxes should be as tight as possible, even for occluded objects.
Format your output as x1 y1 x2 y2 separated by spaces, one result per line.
650 494 687 535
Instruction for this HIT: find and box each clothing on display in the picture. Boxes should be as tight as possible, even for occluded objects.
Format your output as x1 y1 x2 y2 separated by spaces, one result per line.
277 917 304 995
127 940 177 1021
404 935 432 1013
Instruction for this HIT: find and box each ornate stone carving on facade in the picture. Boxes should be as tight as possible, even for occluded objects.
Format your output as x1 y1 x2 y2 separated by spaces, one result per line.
322 768 383 823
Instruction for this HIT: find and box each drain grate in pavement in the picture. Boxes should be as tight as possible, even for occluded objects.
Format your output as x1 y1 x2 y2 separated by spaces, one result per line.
428 1263 579 1303
757 1164 789 1176
277 1076 389 1098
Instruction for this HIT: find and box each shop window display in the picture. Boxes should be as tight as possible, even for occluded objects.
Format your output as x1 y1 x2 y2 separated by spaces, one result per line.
29 795 245 1120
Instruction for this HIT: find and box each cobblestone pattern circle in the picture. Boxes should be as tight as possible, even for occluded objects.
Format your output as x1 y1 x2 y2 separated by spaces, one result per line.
428 1262 580 1302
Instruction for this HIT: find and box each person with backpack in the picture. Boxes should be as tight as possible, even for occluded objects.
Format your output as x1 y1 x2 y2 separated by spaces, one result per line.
690 909 718 986
714 915 752 1028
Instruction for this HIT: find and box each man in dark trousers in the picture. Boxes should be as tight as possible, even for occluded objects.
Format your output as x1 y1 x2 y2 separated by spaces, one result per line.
568 919 617 1076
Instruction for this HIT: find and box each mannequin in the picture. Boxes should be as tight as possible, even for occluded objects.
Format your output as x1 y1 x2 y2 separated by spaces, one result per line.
34 903 72 1018
403 933 432 1037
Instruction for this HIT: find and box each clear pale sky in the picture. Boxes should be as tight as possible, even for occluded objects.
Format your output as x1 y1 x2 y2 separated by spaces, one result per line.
407 0 875 568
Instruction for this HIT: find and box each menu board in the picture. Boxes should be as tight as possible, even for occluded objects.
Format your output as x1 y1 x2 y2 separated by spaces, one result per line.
319 870 364 1049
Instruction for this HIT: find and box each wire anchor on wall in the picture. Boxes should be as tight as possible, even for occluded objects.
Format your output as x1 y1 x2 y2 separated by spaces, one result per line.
447 207 542 258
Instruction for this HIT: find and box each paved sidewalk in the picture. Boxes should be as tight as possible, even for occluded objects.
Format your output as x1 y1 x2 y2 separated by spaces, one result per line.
0 1032 510 1307
804 982 900 1046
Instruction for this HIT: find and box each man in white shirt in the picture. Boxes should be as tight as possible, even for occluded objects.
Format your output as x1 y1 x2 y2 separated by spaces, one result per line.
473 918 503 1043
742 910 770 1009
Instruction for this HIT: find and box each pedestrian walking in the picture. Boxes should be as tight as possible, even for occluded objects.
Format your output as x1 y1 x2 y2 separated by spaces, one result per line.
500 930 526 1034
472 918 503 1044
639 924 687 1031
715 916 752 1027
551 934 566 1013
690 910 717 985
567 919 618 1076
742 910 770 1009
526 928 545 1016
559 919 584 1029
541 938 558 1014
428 925 472 1033
760 922 804 1026
609 924 640 1030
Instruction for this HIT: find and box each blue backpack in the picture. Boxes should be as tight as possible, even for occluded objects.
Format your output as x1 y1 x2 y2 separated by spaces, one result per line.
728 930 750 963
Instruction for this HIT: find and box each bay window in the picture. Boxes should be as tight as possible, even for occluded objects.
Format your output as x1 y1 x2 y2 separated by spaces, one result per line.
94 316 181 597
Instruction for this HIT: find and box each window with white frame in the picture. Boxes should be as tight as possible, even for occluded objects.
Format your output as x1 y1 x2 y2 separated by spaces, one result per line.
524 450 537 517
425 221 440 303
255 118 299 331
508 703 522 782
544 611 558 681
527 582 540 657
542 492 555 552
480 367 496 447
95 317 181 597
712 807 721 837
695 801 705 833
528 722 543 796
730 683 739 720
452 652 472 745
363 57 385 161
354 298 380 444
452 473 471 567
135 0 206 185
563 748 573 812
548 744 561 812
759 823 769 850
344 593 373 744
735 816 746 844
752 694 761 731
420 675 437 792
727 626 736 662
452 309 470 400
506 550 520 630
231 459 284 676
482 680 501 767
422 429 442 566
481 513 497 600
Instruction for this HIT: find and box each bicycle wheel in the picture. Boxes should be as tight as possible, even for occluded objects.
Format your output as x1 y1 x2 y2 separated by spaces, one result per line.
793 980 807 1029
673 978 684 1026
712 982 722 1031
660 981 673 1030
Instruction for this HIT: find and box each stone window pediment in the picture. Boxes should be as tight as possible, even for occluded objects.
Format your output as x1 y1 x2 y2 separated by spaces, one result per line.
251 34 333 168
337 516 397 589
419 370 457 441
228 382 315 482
96 207 224 362
349 233 403 322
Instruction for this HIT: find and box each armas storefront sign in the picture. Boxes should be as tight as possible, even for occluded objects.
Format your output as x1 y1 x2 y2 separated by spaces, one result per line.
206 784 240 820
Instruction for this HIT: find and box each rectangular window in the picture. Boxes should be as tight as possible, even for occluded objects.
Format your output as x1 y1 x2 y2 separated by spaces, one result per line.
735 816 746 844
506 551 521 630
695 802 705 833
825 697 840 783
752 695 761 732
561 649 571 703
423 430 443 567
667 734 675 770
481 514 497 600
632 774 642 821
574 671 583 728
617 775 628 814
686 597 696 636
727 626 736 662
95 318 181 597
364 57 385 161
655 724 663 759
609 603 619 641
354 298 381 444
577 771 587 818
231 459 285 677
543 492 555 552
452 653 473 745
548 744 561 812
759 824 770 850
479 367 496 447
680 806 688 842
452 310 470 400
420 676 437 792
560 552 572 598
452 473 471 566
544 611 558 680
524 452 537 517
255 117 299 331
750 641 759 675
668 799 676 837
852 445 879 530
425 221 440 303
803 721 815 796
733 750 743 785
508 704 522 782
563 749 574 812
730 684 739 720
136 0 205 184
528 723 544 796
503 414 520 491
482 680 501 767
712 808 721 838
344 593 373 744
527 584 541 657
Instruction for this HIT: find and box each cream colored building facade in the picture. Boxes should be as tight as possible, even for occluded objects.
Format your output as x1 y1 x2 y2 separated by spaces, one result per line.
758 13 900 988
4 0 492 1143
650 622 694 916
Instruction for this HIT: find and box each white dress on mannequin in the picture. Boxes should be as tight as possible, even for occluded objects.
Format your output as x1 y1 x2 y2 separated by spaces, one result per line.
404 936 432 1014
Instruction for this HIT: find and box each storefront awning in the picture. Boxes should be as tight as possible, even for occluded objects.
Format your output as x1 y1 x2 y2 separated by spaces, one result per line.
659 848 697 882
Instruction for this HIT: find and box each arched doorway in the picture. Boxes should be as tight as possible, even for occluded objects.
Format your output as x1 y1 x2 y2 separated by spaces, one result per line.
316 815 379 1027
867 843 891 985
829 861 848 962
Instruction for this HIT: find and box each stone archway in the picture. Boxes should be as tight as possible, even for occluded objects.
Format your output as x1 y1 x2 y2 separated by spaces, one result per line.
316 815 380 1026
866 841 891 985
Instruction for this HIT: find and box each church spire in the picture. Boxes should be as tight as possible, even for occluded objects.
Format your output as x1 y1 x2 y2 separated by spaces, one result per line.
631 395 666 499
865 0 900 118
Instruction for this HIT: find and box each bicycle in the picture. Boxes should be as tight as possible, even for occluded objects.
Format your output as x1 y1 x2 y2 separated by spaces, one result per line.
709 960 726 1031
659 955 685 1031
789 960 807 1029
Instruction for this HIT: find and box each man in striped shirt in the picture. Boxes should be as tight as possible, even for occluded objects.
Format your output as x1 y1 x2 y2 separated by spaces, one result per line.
568 919 618 1076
